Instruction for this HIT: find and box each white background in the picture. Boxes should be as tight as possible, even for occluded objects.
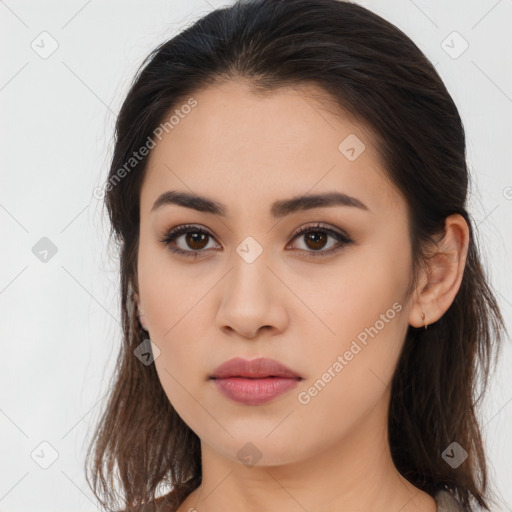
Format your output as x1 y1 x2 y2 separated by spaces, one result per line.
1 0 511 510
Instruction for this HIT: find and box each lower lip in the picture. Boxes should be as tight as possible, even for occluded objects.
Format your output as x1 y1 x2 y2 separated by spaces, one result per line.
212 377 301 405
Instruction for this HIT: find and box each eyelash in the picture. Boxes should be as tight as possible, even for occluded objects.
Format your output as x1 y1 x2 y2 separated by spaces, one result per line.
159 223 353 259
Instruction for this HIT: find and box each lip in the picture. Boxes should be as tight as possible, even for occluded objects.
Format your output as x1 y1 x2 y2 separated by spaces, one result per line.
209 357 303 405
210 357 302 379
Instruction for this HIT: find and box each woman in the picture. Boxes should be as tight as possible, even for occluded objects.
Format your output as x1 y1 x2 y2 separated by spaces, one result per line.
85 1 507 511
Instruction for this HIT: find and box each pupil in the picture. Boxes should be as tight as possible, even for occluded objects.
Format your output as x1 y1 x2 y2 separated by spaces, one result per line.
306 232 327 250
187 232 208 250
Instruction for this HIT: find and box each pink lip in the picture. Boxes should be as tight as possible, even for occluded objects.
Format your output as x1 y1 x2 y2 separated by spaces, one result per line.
210 357 302 379
210 357 303 405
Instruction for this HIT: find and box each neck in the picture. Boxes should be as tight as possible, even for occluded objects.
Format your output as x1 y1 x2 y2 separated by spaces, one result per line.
178 398 436 512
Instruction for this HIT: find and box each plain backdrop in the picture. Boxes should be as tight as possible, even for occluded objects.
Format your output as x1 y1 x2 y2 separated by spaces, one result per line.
1 1 511 511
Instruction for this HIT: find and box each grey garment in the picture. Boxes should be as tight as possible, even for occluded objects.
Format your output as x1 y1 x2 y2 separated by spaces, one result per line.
434 489 467 512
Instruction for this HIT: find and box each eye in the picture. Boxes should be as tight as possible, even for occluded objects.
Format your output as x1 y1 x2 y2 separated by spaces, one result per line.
160 222 353 259
160 224 220 259
287 223 353 257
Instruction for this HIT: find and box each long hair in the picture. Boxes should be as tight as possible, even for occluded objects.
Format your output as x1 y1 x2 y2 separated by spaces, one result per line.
85 1 507 510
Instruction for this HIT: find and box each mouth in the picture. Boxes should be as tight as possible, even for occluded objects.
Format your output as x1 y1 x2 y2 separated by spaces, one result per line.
209 357 303 405
211 375 301 379
209 356 303 380
210 376 302 405
209 374 303 380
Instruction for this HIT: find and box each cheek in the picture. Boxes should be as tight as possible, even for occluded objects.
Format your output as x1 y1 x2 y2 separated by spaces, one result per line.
137 240 194 336
299 246 410 391
292 271 407 443
149 306 210 428
299 248 408 343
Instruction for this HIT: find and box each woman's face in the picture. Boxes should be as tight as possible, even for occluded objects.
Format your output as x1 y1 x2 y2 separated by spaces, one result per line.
137 80 416 466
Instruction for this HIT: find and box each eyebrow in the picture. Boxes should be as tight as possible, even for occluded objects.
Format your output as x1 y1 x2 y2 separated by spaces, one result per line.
151 190 369 217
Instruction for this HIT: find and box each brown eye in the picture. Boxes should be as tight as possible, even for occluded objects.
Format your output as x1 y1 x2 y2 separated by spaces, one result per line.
160 224 220 258
161 222 352 260
184 231 209 250
288 223 353 257
303 231 328 251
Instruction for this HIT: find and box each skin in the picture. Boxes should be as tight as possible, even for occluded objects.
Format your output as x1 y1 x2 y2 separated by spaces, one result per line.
135 80 469 512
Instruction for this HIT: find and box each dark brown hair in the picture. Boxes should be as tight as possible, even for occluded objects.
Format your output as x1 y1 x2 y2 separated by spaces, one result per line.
85 1 507 510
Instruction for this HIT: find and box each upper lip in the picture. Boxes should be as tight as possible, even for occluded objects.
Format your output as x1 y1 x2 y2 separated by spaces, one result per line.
210 357 302 379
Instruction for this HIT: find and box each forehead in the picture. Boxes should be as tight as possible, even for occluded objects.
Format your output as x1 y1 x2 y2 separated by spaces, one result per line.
141 80 403 218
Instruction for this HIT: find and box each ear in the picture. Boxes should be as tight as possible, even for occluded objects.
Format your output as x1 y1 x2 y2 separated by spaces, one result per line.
408 214 470 328
134 291 149 331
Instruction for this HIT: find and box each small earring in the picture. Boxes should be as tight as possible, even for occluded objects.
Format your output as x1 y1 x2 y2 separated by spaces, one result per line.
421 312 428 331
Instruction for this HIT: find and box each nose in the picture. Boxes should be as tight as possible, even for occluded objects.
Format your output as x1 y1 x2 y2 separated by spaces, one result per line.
215 254 289 340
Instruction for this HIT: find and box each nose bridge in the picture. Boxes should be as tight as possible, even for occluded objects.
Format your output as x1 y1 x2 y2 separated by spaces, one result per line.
226 240 273 306
228 212 290 290
216 237 287 337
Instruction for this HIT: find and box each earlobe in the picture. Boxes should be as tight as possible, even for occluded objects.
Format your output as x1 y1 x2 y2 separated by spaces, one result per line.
420 311 428 330
134 291 149 331
408 214 469 329
138 308 148 332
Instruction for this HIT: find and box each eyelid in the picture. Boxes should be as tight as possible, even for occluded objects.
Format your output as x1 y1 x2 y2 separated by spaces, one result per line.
286 223 352 257
159 223 220 257
160 222 353 258
288 222 350 244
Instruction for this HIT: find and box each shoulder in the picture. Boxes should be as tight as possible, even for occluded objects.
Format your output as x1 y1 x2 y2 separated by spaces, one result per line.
116 490 180 512
433 488 469 512
145 491 180 512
